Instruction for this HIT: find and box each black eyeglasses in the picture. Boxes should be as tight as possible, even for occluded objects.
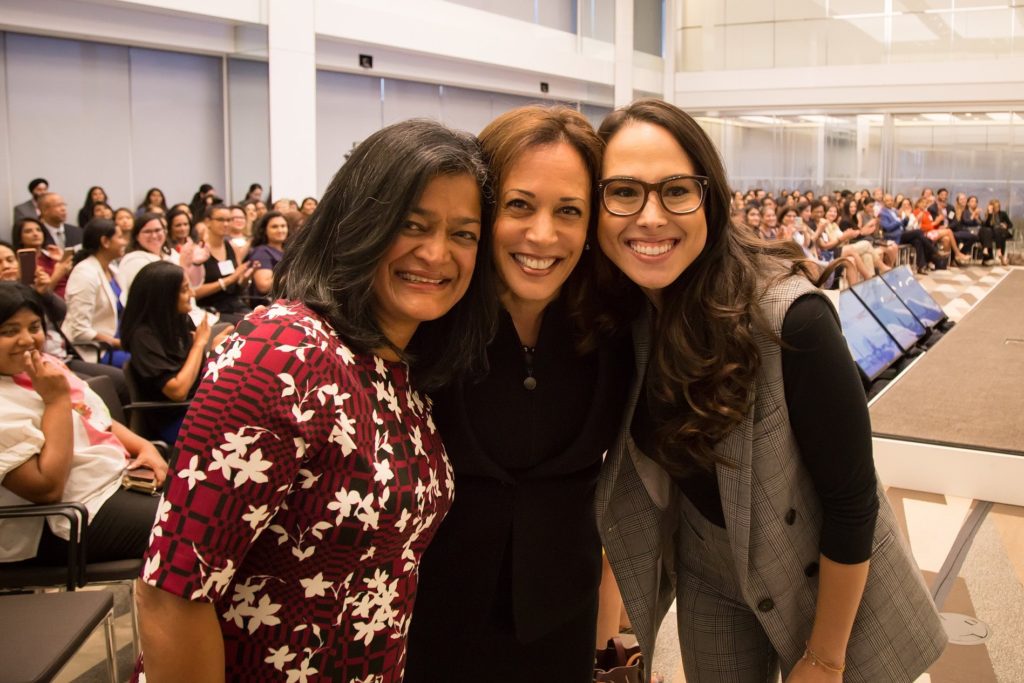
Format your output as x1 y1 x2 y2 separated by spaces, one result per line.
597 175 709 217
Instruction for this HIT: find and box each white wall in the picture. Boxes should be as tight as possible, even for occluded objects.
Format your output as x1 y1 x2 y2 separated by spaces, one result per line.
227 58 270 203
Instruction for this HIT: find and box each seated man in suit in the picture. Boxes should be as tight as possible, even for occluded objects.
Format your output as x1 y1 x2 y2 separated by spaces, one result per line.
37 192 82 250
12 177 48 223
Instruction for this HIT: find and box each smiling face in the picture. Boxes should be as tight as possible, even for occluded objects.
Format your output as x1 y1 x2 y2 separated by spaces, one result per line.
101 226 128 260
0 245 18 282
265 216 288 247
0 308 45 376
745 207 760 228
491 142 590 312
372 173 482 351
597 121 708 305
137 217 167 255
170 213 191 243
18 220 44 249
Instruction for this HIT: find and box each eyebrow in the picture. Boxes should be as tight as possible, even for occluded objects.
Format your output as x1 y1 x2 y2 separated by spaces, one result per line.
505 188 585 203
408 207 480 226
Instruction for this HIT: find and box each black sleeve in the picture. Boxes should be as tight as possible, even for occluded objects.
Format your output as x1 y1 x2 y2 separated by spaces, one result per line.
781 294 879 564
129 326 185 400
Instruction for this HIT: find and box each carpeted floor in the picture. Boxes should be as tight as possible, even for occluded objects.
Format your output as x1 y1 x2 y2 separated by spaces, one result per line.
870 268 1024 454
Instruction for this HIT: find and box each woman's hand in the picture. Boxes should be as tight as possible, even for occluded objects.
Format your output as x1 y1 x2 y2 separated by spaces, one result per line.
231 260 256 287
211 324 235 350
25 350 70 405
33 267 53 295
193 315 212 349
785 656 843 683
127 443 168 486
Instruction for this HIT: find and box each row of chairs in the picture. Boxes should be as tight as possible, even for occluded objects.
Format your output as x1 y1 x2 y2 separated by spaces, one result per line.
0 374 184 683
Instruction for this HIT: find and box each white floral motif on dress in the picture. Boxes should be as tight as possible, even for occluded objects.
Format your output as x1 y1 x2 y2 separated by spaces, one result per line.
205 336 246 383
208 426 276 488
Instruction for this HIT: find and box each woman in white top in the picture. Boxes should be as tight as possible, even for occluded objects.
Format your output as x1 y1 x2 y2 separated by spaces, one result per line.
117 212 182 301
817 204 875 284
0 282 166 565
61 219 128 365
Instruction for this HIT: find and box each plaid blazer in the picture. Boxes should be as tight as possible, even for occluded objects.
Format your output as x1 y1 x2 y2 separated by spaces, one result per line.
596 276 946 682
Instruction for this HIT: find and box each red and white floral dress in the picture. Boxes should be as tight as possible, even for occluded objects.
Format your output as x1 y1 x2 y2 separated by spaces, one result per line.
138 301 453 683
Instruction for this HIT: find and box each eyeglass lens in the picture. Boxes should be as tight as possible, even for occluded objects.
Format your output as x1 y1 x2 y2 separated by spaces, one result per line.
603 177 704 216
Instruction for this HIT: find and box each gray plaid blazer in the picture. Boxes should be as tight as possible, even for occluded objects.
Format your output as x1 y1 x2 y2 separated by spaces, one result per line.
596 275 946 682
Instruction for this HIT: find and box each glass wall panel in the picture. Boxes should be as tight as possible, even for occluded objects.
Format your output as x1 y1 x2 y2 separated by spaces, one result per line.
724 23 773 69
950 8 1013 61
774 0 827 21
828 0 885 15
579 0 615 41
775 19 827 67
634 0 663 55
724 0 773 24
826 16 886 65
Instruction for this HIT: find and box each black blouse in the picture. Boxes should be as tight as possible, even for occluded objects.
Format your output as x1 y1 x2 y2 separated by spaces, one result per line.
633 294 878 564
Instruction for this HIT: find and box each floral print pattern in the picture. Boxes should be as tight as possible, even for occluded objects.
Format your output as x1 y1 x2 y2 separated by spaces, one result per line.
137 302 453 682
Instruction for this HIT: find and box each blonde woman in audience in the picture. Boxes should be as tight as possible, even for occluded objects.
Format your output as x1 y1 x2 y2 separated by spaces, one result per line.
0 282 166 566
62 219 128 366
117 212 183 298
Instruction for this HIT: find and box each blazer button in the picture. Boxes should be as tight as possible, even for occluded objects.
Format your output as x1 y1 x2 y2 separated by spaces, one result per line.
784 509 797 525
804 562 820 577
757 598 774 612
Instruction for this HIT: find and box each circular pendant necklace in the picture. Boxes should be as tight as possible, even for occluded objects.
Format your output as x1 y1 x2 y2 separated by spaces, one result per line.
522 345 537 390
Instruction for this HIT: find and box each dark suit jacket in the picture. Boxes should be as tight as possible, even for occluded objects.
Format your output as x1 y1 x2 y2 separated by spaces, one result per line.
41 223 83 248
13 199 37 223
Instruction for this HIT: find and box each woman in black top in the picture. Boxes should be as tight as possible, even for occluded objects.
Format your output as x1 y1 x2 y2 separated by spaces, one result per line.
983 198 1013 266
189 204 256 323
405 106 631 682
121 261 233 443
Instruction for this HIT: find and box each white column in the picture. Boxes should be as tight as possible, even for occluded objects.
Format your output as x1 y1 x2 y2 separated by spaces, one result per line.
614 0 634 108
662 0 678 103
267 0 316 202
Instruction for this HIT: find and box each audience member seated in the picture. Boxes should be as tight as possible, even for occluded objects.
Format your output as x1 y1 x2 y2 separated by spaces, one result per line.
188 204 256 324
246 210 288 303
12 217 73 298
960 194 996 263
76 186 109 228
167 208 197 253
0 282 166 567
113 207 135 236
121 262 233 444
62 219 128 366
742 205 761 234
299 196 318 216
0 242 129 404
13 178 48 223
37 193 82 250
914 197 968 266
117 212 181 298
817 204 874 284
758 205 778 240
227 204 251 259
984 199 1013 266
135 187 168 217
879 193 937 273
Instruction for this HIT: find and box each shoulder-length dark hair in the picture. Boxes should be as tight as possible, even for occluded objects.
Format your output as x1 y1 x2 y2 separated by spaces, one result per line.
72 218 118 267
274 118 496 392
129 212 171 257
138 187 168 213
596 98 818 476
0 282 47 333
121 261 191 356
166 208 197 245
251 210 285 248
478 105 604 351
11 217 44 250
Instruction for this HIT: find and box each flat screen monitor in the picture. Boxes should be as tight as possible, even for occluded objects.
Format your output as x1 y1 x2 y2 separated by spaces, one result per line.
881 265 947 329
851 276 927 351
838 290 905 381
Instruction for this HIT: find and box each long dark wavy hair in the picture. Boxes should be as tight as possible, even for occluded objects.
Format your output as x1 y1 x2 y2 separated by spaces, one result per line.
596 99 819 475
121 261 192 357
274 118 497 392
477 105 604 352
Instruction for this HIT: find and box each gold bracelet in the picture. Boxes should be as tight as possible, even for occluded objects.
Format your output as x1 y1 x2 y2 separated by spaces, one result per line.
802 641 845 674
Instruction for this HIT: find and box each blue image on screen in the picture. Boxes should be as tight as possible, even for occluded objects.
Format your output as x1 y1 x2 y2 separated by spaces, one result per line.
882 265 946 329
851 276 926 351
838 290 904 381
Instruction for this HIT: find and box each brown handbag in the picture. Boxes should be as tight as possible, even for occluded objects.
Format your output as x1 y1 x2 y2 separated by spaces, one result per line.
594 637 643 683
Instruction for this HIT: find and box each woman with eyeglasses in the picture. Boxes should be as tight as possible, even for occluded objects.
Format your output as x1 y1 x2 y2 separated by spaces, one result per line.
593 99 945 683
116 212 181 300
188 204 257 324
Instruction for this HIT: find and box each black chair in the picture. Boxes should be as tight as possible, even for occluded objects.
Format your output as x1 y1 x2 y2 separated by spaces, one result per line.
0 591 119 683
121 358 190 441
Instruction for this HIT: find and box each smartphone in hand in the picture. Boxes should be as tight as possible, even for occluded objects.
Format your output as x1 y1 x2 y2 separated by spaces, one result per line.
17 249 36 286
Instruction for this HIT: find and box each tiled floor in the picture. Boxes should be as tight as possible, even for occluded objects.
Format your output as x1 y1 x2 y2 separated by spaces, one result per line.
651 264 1024 683
38 265 1024 683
